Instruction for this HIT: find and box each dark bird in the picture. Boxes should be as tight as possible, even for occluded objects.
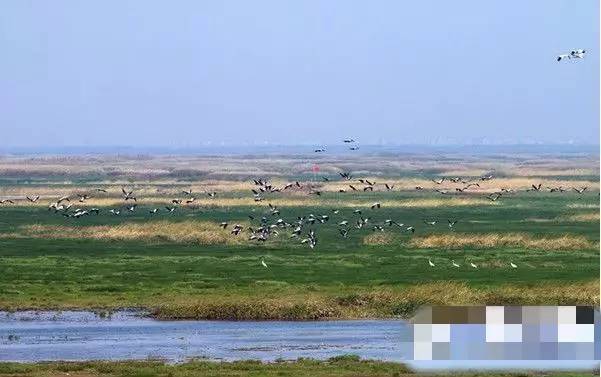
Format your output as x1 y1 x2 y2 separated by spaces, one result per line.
121 188 136 201
339 172 352 180
385 183 394 191
573 187 587 194
343 139 355 143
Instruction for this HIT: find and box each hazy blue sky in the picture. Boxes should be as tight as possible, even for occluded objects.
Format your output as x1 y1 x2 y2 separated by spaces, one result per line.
1 1 598 147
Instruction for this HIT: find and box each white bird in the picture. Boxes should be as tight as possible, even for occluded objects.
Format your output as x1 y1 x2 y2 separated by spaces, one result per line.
510 262 517 268
428 259 435 267
452 260 460 268
470 262 478 269
261 259 268 268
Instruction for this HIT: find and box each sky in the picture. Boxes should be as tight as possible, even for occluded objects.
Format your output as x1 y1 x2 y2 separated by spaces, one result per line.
0 0 599 147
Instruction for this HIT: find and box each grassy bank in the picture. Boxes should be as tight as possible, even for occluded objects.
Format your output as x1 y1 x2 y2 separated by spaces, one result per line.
0 358 596 377
0 281 597 320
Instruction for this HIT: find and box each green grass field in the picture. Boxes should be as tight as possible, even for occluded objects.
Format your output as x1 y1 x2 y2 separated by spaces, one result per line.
0 358 596 377
0 179 598 318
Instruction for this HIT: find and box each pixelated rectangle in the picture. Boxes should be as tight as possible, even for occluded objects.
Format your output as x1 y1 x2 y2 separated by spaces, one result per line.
406 305 599 361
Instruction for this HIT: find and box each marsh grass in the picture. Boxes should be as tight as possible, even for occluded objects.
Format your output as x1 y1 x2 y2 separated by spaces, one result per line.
152 281 599 320
561 212 600 222
17 221 247 245
407 233 594 250
363 232 395 245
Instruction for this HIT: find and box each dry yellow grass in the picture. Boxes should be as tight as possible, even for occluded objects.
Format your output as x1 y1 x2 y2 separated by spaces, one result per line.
152 280 599 320
561 212 600 222
15 221 247 245
363 232 394 245
407 233 594 250
1 195 497 208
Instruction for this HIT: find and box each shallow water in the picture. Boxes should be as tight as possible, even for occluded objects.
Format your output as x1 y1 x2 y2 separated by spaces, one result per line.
0 311 597 371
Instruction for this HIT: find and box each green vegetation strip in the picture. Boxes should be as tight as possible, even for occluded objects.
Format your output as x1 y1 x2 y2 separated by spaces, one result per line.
0 358 596 377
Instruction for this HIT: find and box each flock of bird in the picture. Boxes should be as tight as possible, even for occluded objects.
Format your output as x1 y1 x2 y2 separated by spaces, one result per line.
557 49 586 62
1 158 591 271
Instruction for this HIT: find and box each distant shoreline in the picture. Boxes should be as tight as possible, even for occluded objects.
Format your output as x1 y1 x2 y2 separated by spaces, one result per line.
0 144 599 156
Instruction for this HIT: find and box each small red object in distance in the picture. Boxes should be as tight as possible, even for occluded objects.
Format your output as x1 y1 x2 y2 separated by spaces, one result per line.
312 164 320 172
